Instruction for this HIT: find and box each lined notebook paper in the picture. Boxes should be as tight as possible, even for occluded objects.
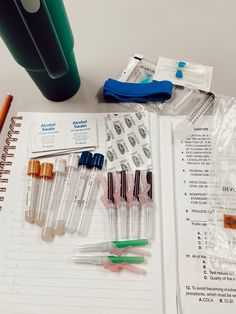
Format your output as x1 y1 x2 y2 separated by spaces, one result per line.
0 112 165 314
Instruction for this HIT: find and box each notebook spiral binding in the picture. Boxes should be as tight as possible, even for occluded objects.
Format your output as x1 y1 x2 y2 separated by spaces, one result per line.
0 116 23 206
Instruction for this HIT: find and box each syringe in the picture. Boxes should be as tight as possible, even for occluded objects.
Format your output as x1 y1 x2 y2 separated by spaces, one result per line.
175 92 215 139
187 92 215 128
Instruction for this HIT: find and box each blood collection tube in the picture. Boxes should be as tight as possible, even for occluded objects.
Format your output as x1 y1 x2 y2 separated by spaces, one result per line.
130 170 141 239
65 151 92 234
53 154 79 235
41 158 66 242
34 162 53 227
25 160 40 223
77 153 104 236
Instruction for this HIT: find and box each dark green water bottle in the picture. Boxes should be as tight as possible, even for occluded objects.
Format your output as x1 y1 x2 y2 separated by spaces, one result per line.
0 0 80 101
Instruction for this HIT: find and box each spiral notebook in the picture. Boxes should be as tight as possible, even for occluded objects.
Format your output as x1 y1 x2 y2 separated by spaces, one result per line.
0 112 169 314
3 113 234 314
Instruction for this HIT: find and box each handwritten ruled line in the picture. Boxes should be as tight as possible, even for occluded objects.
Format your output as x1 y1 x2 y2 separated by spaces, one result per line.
2 312 37 314
9 274 152 282
1 265 151 273
0 301 153 311
1 283 152 292
0 292 152 301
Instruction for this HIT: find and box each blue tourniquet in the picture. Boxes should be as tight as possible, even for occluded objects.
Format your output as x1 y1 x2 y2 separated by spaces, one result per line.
103 78 173 103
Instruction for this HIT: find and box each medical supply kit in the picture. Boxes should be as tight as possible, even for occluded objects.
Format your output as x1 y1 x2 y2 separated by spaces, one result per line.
21 54 222 276
2 51 236 314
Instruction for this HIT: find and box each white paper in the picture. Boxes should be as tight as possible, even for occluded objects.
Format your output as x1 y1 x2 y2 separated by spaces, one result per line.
160 116 236 314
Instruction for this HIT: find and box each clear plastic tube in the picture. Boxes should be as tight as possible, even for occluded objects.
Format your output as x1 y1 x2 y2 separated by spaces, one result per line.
34 163 53 227
105 172 117 240
77 167 100 236
65 166 90 234
129 170 141 239
140 170 153 239
118 199 129 239
25 160 40 223
117 170 128 239
107 202 117 240
130 199 140 239
53 154 78 235
142 200 154 239
41 159 66 242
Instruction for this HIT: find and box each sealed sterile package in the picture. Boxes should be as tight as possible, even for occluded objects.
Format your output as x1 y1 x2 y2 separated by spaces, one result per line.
118 53 156 83
207 95 236 274
106 112 152 172
117 54 165 112
153 57 213 92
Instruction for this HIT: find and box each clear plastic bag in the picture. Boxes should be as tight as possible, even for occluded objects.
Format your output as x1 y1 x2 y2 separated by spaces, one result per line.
162 85 201 115
174 91 215 139
207 95 236 273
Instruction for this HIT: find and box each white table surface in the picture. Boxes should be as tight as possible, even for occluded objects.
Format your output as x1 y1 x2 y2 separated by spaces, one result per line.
0 0 236 148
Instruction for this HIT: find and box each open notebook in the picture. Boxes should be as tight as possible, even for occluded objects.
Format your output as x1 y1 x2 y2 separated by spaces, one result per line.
1 112 235 314
0 112 167 314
